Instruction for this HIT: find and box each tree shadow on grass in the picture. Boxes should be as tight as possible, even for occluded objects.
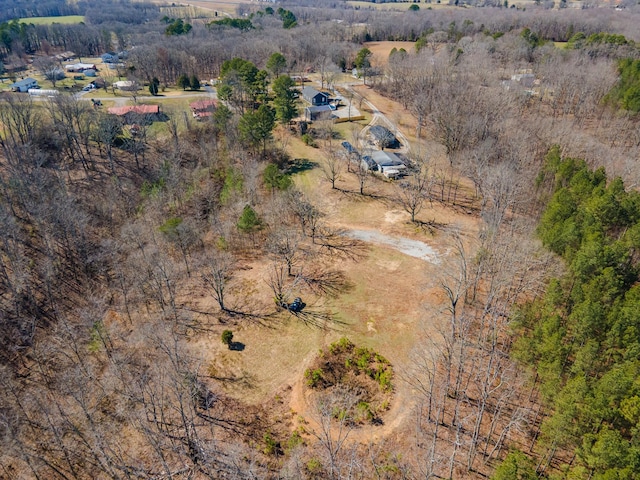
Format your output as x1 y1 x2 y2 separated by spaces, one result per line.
413 218 449 235
299 268 355 298
286 158 317 174
289 307 349 331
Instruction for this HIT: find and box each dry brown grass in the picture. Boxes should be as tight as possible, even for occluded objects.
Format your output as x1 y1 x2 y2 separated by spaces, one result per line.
186 131 479 444
364 40 418 66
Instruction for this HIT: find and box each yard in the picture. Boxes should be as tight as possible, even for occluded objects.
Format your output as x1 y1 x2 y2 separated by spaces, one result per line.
190 85 480 440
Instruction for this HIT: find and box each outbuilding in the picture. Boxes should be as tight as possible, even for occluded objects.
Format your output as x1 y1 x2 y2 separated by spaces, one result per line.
113 80 137 91
28 89 58 97
369 150 407 179
304 105 334 122
190 99 217 119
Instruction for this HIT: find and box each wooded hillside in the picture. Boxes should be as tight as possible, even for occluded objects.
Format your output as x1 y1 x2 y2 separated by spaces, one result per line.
1 0 640 478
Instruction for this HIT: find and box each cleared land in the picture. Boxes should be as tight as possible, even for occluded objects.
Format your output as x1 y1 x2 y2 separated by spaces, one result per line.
193 83 480 442
345 0 494 10
364 40 418 65
18 15 85 25
151 0 240 15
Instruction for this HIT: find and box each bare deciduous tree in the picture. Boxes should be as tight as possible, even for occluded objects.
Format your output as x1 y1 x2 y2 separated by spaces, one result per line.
201 250 235 312
395 158 434 223
321 148 344 190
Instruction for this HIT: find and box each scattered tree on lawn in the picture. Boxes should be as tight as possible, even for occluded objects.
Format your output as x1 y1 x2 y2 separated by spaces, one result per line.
221 330 233 347
190 75 200 91
149 76 160 95
237 204 263 244
177 73 190 90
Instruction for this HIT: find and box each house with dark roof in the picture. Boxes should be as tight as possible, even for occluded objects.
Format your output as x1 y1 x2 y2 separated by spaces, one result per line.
11 77 38 92
101 52 118 63
369 125 399 149
302 86 329 106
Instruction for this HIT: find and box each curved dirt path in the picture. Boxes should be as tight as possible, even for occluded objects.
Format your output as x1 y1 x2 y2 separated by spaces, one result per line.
289 361 417 445
341 83 411 155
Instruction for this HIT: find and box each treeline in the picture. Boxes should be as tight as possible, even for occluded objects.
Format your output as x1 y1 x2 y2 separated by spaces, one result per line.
350 8 639 43
513 147 640 477
0 20 115 57
0 1 161 59
0 0 79 23
82 0 160 25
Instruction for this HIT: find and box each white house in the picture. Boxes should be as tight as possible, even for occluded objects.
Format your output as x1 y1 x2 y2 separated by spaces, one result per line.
11 77 38 92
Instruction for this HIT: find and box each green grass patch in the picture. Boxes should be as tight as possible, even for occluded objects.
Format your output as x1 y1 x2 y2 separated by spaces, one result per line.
18 15 85 25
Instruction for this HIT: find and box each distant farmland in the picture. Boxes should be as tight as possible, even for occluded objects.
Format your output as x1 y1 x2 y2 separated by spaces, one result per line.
18 15 85 25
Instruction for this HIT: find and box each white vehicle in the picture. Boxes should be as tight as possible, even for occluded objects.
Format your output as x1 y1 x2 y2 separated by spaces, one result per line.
28 88 59 97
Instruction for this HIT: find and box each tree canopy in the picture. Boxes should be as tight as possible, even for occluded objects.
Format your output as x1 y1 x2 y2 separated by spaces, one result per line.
164 18 192 36
606 58 640 113
514 146 640 478
272 74 297 125
238 104 275 156
219 57 268 112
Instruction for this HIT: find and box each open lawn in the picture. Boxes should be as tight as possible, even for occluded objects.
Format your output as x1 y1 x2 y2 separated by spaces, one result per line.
18 15 85 25
364 40 418 66
189 87 480 437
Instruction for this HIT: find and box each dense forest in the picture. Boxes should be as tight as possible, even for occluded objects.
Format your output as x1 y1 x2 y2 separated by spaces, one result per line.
1 0 640 478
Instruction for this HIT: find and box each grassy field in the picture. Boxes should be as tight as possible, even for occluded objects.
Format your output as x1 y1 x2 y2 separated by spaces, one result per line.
18 15 85 25
152 0 238 16
346 0 461 10
160 5 219 19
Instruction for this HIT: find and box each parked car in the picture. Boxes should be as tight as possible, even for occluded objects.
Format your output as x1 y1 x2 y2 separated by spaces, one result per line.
288 297 303 313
